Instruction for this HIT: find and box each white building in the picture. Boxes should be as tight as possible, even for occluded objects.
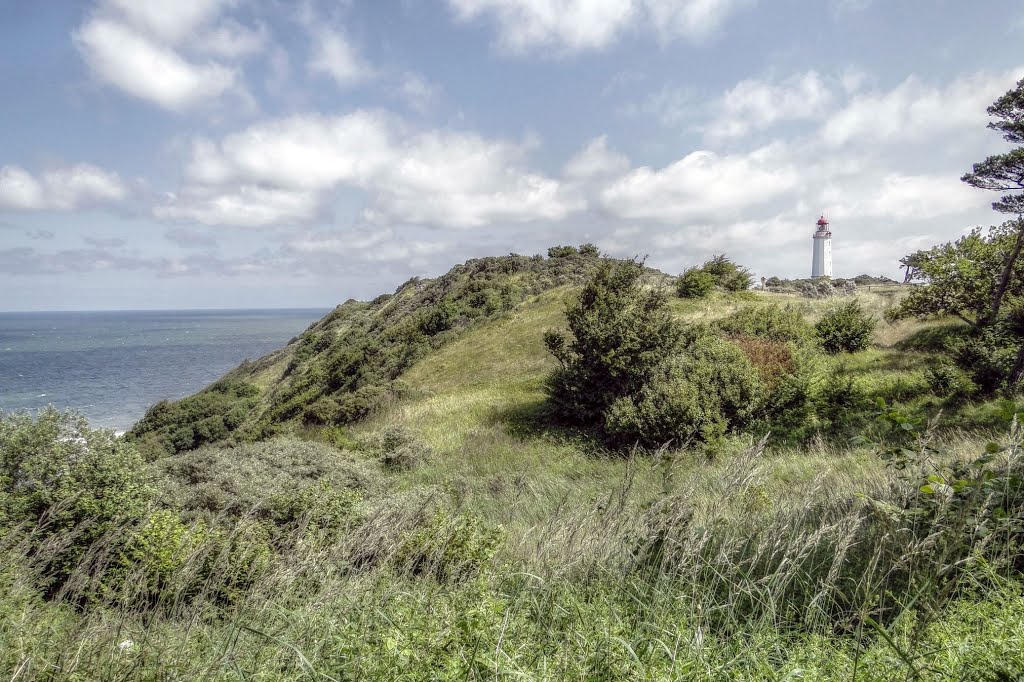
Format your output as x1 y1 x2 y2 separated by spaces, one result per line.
811 215 832 279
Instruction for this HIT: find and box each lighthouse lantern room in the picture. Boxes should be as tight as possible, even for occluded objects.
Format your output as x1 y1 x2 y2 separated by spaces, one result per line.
811 215 832 279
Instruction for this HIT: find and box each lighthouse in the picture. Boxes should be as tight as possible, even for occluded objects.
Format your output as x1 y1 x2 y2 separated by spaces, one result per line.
811 215 832 279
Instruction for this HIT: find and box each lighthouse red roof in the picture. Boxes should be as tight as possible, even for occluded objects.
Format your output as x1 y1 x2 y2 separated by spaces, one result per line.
816 215 829 226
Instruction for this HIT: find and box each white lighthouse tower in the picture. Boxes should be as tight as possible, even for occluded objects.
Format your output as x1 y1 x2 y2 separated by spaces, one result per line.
811 215 832 279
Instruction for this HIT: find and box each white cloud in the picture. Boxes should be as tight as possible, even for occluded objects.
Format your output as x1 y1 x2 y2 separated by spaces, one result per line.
0 164 127 211
823 173 983 221
101 0 232 44
194 19 267 59
155 186 319 227
642 0 754 43
76 18 239 112
447 0 754 54
165 111 581 228
706 71 833 140
396 72 439 112
562 136 631 181
308 28 372 87
821 67 1024 147
74 0 260 112
0 167 44 210
600 146 799 222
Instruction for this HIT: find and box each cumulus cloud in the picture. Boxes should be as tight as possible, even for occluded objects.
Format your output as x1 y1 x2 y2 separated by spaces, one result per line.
100 0 232 44
447 0 754 54
823 173 983 221
163 111 581 228
308 27 372 87
705 71 833 140
156 185 320 228
600 146 799 222
0 163 127 211
821 68 1024 147
74 0 259 111
563 136 631 181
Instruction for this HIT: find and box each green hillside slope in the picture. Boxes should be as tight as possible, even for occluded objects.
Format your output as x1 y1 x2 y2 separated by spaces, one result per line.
127 250 611 457
6 250 1024 680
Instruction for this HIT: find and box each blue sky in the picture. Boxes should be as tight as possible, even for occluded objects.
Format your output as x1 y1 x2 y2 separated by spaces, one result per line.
1 0 1022 310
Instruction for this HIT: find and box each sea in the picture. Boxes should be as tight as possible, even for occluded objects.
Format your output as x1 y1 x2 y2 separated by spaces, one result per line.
0 308 330 432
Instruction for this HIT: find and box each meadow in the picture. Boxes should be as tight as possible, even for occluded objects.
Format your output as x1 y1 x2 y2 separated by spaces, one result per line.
2 253 1022 681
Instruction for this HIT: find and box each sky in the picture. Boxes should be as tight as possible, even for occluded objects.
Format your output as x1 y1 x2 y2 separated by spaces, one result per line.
1 0 1022 311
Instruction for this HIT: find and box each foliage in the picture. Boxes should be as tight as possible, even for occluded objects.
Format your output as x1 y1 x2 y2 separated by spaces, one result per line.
0 409 152 580
360 425 433 472
716 303 813 343
815 300 876 353
890 222 1024 395
132 252 603 453
701 254 752 292
962 76 1024 215
888 223 1024 326
545 259 683 427
128 378 261 457
866 406 1024 598
675 266 715 298
395 509 503 581
151 437 375 519
604 334 763 448
926 361 978 399
547 245 577 258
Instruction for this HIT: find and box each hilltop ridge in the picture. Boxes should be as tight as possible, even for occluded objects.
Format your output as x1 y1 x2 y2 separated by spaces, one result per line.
128 247 655 456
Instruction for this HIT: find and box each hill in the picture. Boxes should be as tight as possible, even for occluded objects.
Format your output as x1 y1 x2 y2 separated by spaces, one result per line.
3 248 1024 680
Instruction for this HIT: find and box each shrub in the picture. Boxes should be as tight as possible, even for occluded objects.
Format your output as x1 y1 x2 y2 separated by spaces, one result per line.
675 267 715 299
604 335 764 448
395 509 503 581
701 254 752 292
152 438 375 519
361 425 432 472
926 362 978 399
0 409 153 584
717 304 812 343
815 301 876 353
578 243 601 257
545 259 682 426
547 245 578 258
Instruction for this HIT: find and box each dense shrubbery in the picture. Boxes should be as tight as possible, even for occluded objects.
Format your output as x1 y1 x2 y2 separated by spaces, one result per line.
675 267 715 299
676 255 751 297
128 378 260 457
815 300 876 353
545 259 683 428
605 334 763 448
547 260 820 448
133 249 606 455
716 304 813 343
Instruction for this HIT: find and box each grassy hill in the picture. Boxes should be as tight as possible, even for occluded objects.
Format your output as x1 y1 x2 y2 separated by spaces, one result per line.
3 249 1024 680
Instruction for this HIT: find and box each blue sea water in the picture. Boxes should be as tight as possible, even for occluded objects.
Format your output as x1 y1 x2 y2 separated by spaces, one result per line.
0 309 329 431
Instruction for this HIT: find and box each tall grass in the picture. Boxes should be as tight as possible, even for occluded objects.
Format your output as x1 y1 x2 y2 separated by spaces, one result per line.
3 420 1022 680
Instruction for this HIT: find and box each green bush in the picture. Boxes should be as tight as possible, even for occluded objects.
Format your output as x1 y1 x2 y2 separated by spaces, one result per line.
152 438 375 519
361 426 433 472
675 267 715 299
701 254 752 292
547 245 578 258
926 362 978 399
545 259 682 427
717 304 813 343
395 509 503 581
604 335 764 448
0 409 153 584
815 301 876 353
